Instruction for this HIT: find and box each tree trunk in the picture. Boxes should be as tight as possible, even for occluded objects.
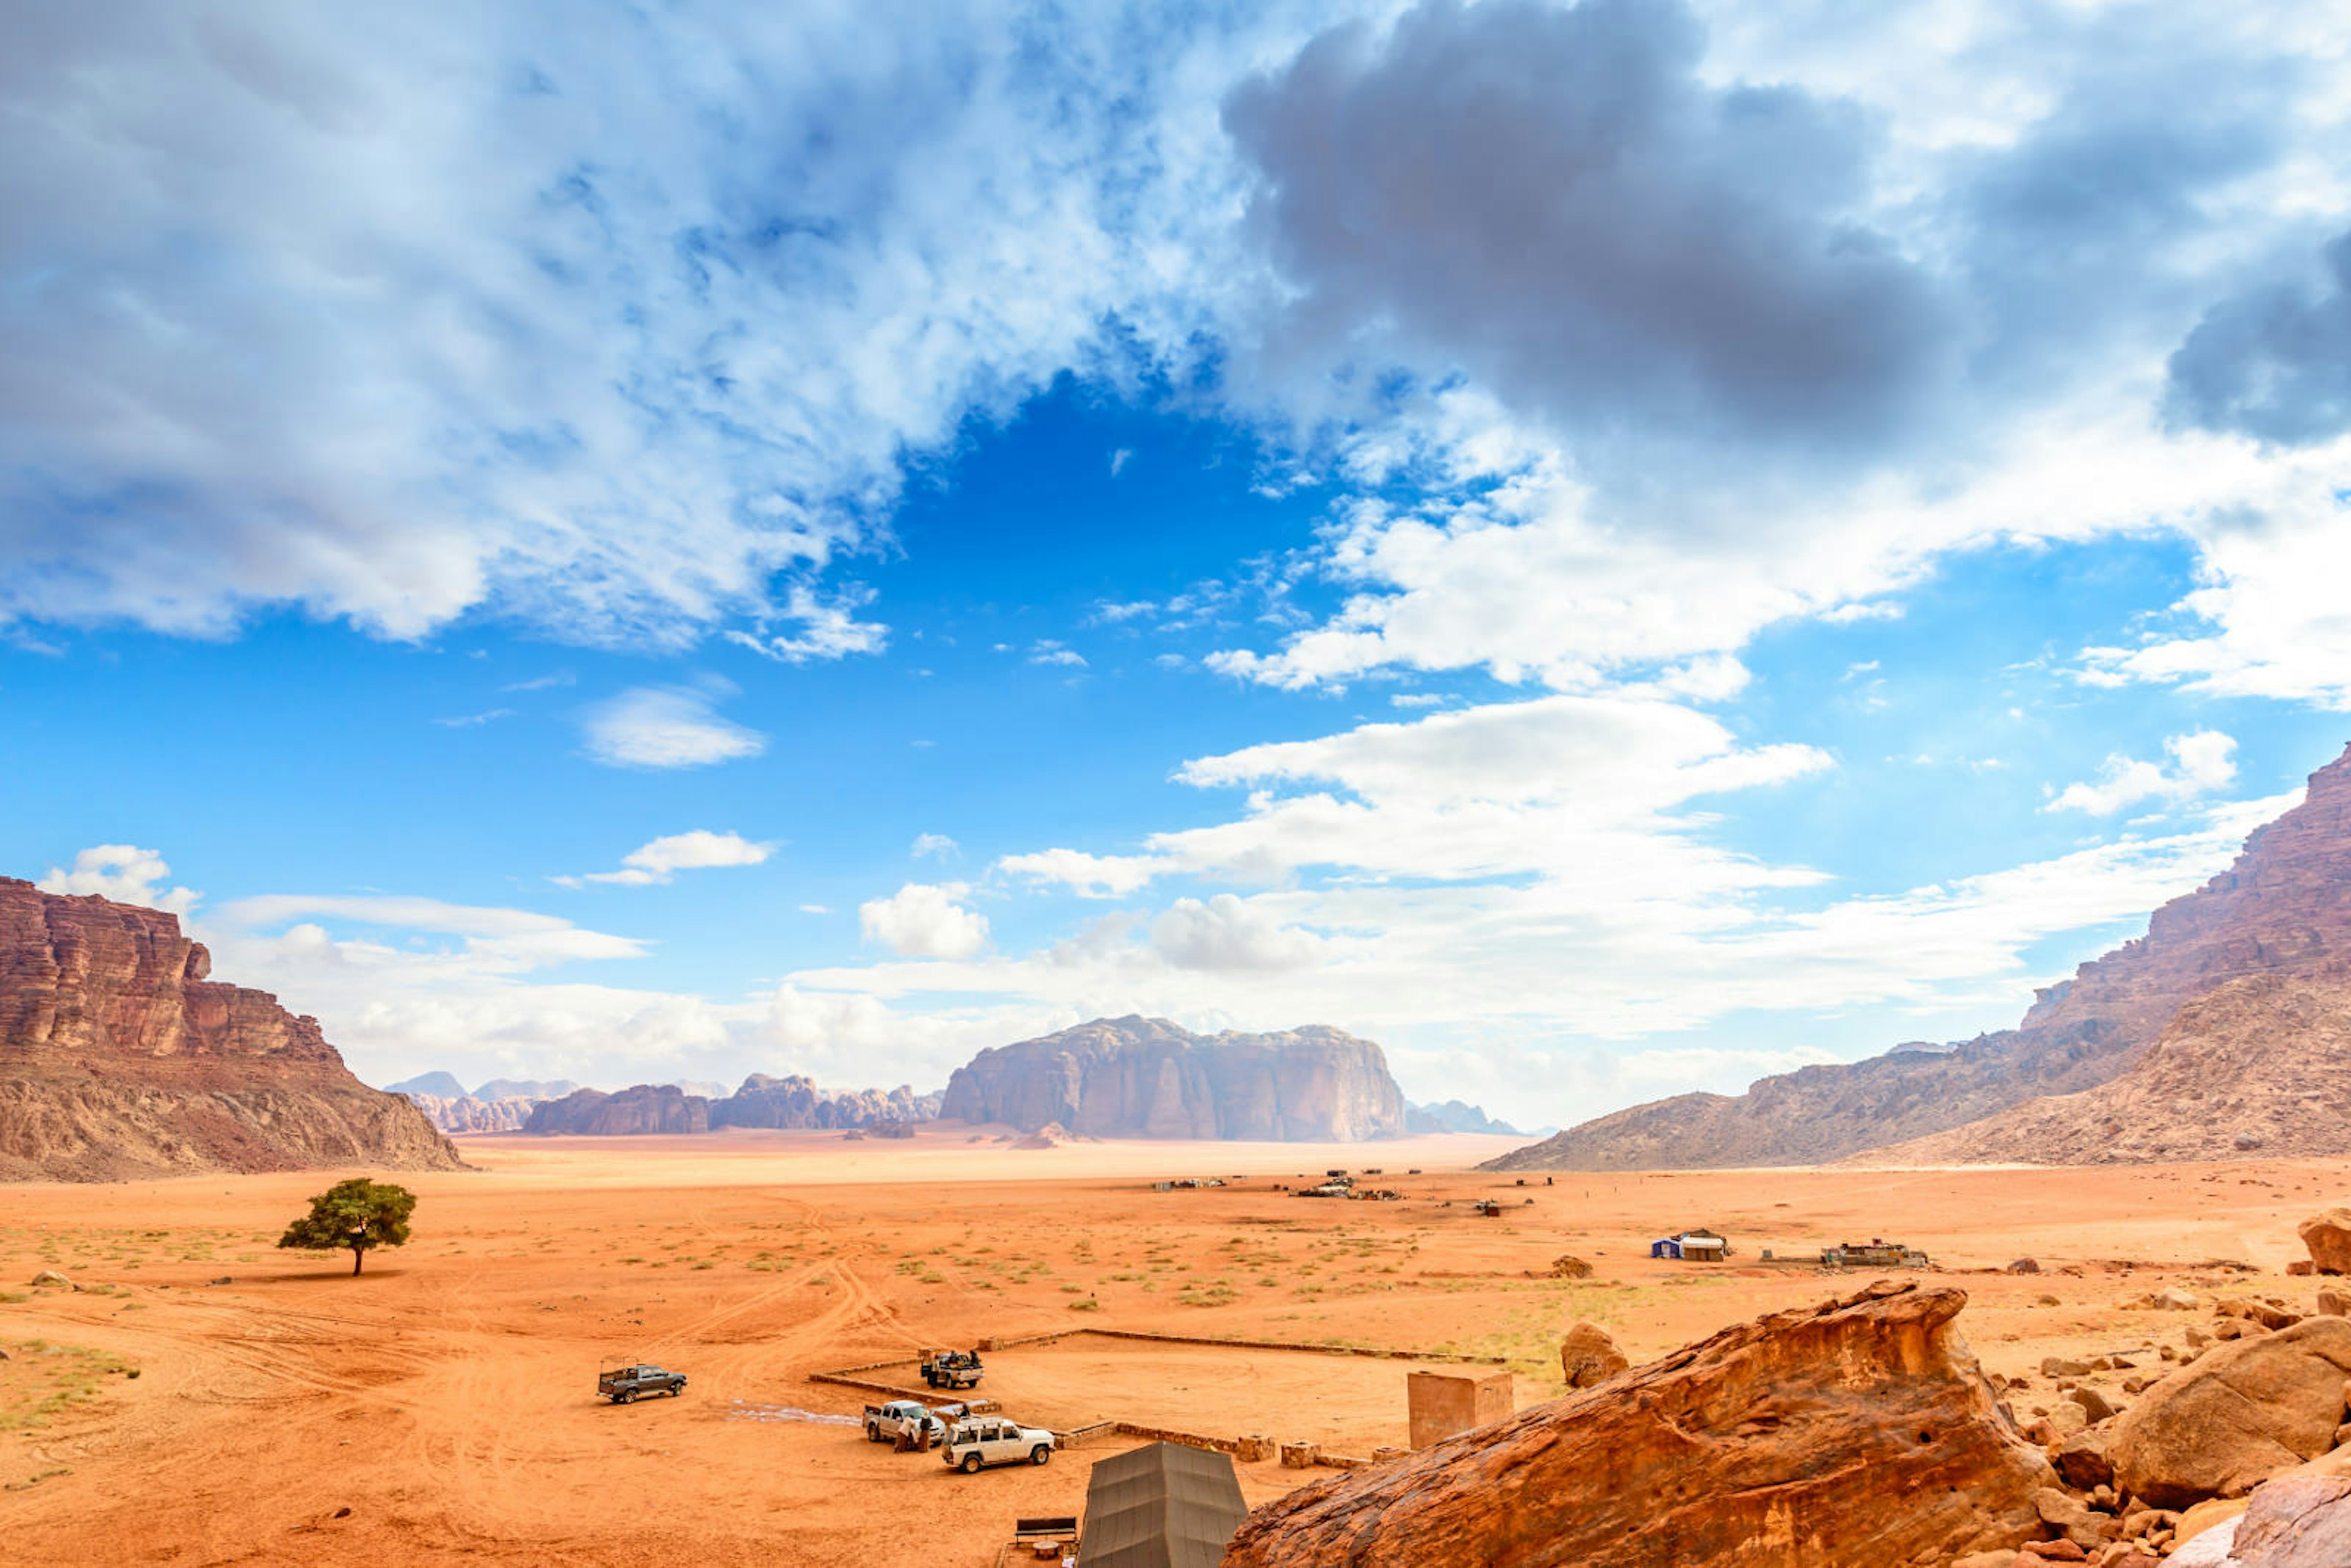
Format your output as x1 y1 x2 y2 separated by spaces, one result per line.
352 1247 364 1276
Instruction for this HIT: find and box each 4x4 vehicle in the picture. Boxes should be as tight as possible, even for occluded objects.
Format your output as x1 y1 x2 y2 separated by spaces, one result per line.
864 1398 948 1445
921 1347 985 1389
598 1365 686 1404
942 1414 1056 1473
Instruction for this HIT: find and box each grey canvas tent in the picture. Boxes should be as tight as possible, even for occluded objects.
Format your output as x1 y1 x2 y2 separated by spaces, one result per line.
1080 1441 1248 1568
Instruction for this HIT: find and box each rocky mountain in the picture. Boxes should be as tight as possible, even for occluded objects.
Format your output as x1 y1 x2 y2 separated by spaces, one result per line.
939 1015 1406 1140
0 877 465 1181
1406 1098 1540 1136
522 1084 710 1135
708 1074 940 1130
387 1070 468 1099
1486 741 2351 1171
1866 973 2351 1165
387 1073 576 1133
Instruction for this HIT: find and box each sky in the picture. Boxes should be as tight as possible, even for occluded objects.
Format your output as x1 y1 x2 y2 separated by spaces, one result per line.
5 0 2351 1124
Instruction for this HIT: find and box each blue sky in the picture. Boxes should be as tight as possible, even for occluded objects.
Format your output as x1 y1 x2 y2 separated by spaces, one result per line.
5 1 2350 1123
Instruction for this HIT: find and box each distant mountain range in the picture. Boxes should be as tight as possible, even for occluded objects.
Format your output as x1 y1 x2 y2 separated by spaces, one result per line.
1406 1099 1551 1138
1485 741 2351 1172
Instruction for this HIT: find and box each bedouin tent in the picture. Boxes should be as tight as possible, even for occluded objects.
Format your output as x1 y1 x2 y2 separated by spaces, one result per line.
1079 1440 1248 1568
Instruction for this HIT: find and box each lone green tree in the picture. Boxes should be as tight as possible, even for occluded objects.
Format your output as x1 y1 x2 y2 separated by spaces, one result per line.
277 1178 416 1275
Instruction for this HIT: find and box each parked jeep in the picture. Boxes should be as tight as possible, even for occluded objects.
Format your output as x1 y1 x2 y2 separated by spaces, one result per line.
942 1414 1056 1473
598 1364 686 1404
864 1398 947 1446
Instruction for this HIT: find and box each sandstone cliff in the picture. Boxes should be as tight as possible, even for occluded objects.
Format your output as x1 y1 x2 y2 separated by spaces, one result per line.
403 1092 546 1134
1863 973 2351 1166
1223 1281 2052 1567
1487 743 2351 1171
522 1084 710 1135
708 1075 940 1130
938 1015 1405 1140
0 877 465 1181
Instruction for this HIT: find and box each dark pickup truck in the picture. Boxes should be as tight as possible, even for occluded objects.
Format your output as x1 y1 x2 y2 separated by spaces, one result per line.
599 1364 687 1404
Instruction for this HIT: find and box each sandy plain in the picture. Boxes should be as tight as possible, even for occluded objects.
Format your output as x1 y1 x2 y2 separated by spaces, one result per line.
3 1125 2348 1566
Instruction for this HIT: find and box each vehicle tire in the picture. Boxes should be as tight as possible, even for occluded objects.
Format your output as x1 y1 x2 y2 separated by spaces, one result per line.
867 1424 880 1442
618 1390 636 1405
960 1453 981 1474
669 1384 683 1397
1030 1446 1051 1466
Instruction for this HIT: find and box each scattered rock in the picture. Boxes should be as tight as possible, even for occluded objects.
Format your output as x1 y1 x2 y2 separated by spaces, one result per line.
2011 1259 2042 1275
1953 1553 2019 1568
2290 1261 2318 1277
2068 1385 2119 1423
2035 1486 2117 1550
2109 1317 2351 1507
2044 1357 2096 1378
2048 1400 2093 1437
2020 1538 2088 1561
1548 1255 1594 1280
1278 1441 1321 1469
2319 1289 2351 1318
1556 1321 1629 1389
2157 1287 2206 1311
1221 1283 2055 1568
2300 1211 2351 1276
2055 1430 2116 1491
2169 1518 2242 1568
29 1270 70 1288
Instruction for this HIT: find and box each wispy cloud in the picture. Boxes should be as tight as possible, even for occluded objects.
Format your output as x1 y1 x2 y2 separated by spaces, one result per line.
435 708 514 729
582 681 765 770
554 830 779 888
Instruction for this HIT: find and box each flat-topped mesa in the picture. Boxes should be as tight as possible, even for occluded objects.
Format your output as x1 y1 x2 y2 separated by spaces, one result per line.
939 1015 1406 1141
1486 742 2351 1172
0 877 465 1181
523 1084 709 1136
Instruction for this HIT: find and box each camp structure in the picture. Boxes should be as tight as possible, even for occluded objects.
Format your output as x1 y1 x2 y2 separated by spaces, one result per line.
1821 1238 1930 1269
1079 1441 1247 1568
1649 1229 1728 1262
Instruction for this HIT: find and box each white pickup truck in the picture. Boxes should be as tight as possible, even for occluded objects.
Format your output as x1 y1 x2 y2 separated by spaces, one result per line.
864 1399 947 1446
942 1414 1056 1473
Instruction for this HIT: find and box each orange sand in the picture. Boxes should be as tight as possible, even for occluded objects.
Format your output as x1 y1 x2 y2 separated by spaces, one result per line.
2 1125 2347 1566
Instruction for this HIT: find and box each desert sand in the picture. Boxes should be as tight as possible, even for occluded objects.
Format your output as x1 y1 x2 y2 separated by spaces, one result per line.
4 1127 2347 1565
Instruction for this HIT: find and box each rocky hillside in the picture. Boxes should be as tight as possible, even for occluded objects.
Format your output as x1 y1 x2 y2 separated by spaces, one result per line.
0 877 465 1181
939 1015 1406 1140
1865 973 2351 1165
388 1073 576 1133
1485 743 2351 1171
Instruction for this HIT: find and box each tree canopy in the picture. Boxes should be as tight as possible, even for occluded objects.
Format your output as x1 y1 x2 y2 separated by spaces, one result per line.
277 1178 417 1275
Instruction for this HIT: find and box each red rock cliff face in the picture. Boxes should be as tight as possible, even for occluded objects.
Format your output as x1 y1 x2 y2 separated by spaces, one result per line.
939 1016 1406 1141
0 877 466 1181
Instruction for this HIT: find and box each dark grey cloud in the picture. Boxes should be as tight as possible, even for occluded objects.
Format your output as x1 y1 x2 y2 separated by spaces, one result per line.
1223 0 1954 455
2165 230 2351 446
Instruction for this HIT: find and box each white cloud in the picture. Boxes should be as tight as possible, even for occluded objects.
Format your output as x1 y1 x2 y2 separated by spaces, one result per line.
582 682 765 770
1150 895 1322 972
2045 730 2240 816
727 585 889 664
559 829 778 888
1109 448 1133 477
995 847 1171 899
36 845 198 916
435 708 513 728
1029 640 1088 668
218 892 647 970
910 833 960 861
858 882 990 960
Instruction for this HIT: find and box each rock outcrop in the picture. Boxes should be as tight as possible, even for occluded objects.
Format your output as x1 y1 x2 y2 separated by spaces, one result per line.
1488 743 2351 1171
2300 1211 2351 1275
1223 1281 2050 1567
1404 1100 1533 1136
1557 1321 1628 1389
522 1084 710 1136
939 1016 1406 1141
708 1074 939 1130
0 877 465 1181
1861 976 2351 1165
402 1092 546 1135
2108 1318 2351 1509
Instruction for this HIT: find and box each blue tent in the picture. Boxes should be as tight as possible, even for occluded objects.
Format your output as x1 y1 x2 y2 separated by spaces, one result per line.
1649 1237 1682 1259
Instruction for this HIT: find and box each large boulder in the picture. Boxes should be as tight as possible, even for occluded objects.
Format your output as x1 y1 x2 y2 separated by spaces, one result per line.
1557 1322 1629 1389
2109 1317 2351 1508
1221 1282 2053 1567
2298 1212 2351 1276
2230 1471 2351 1567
